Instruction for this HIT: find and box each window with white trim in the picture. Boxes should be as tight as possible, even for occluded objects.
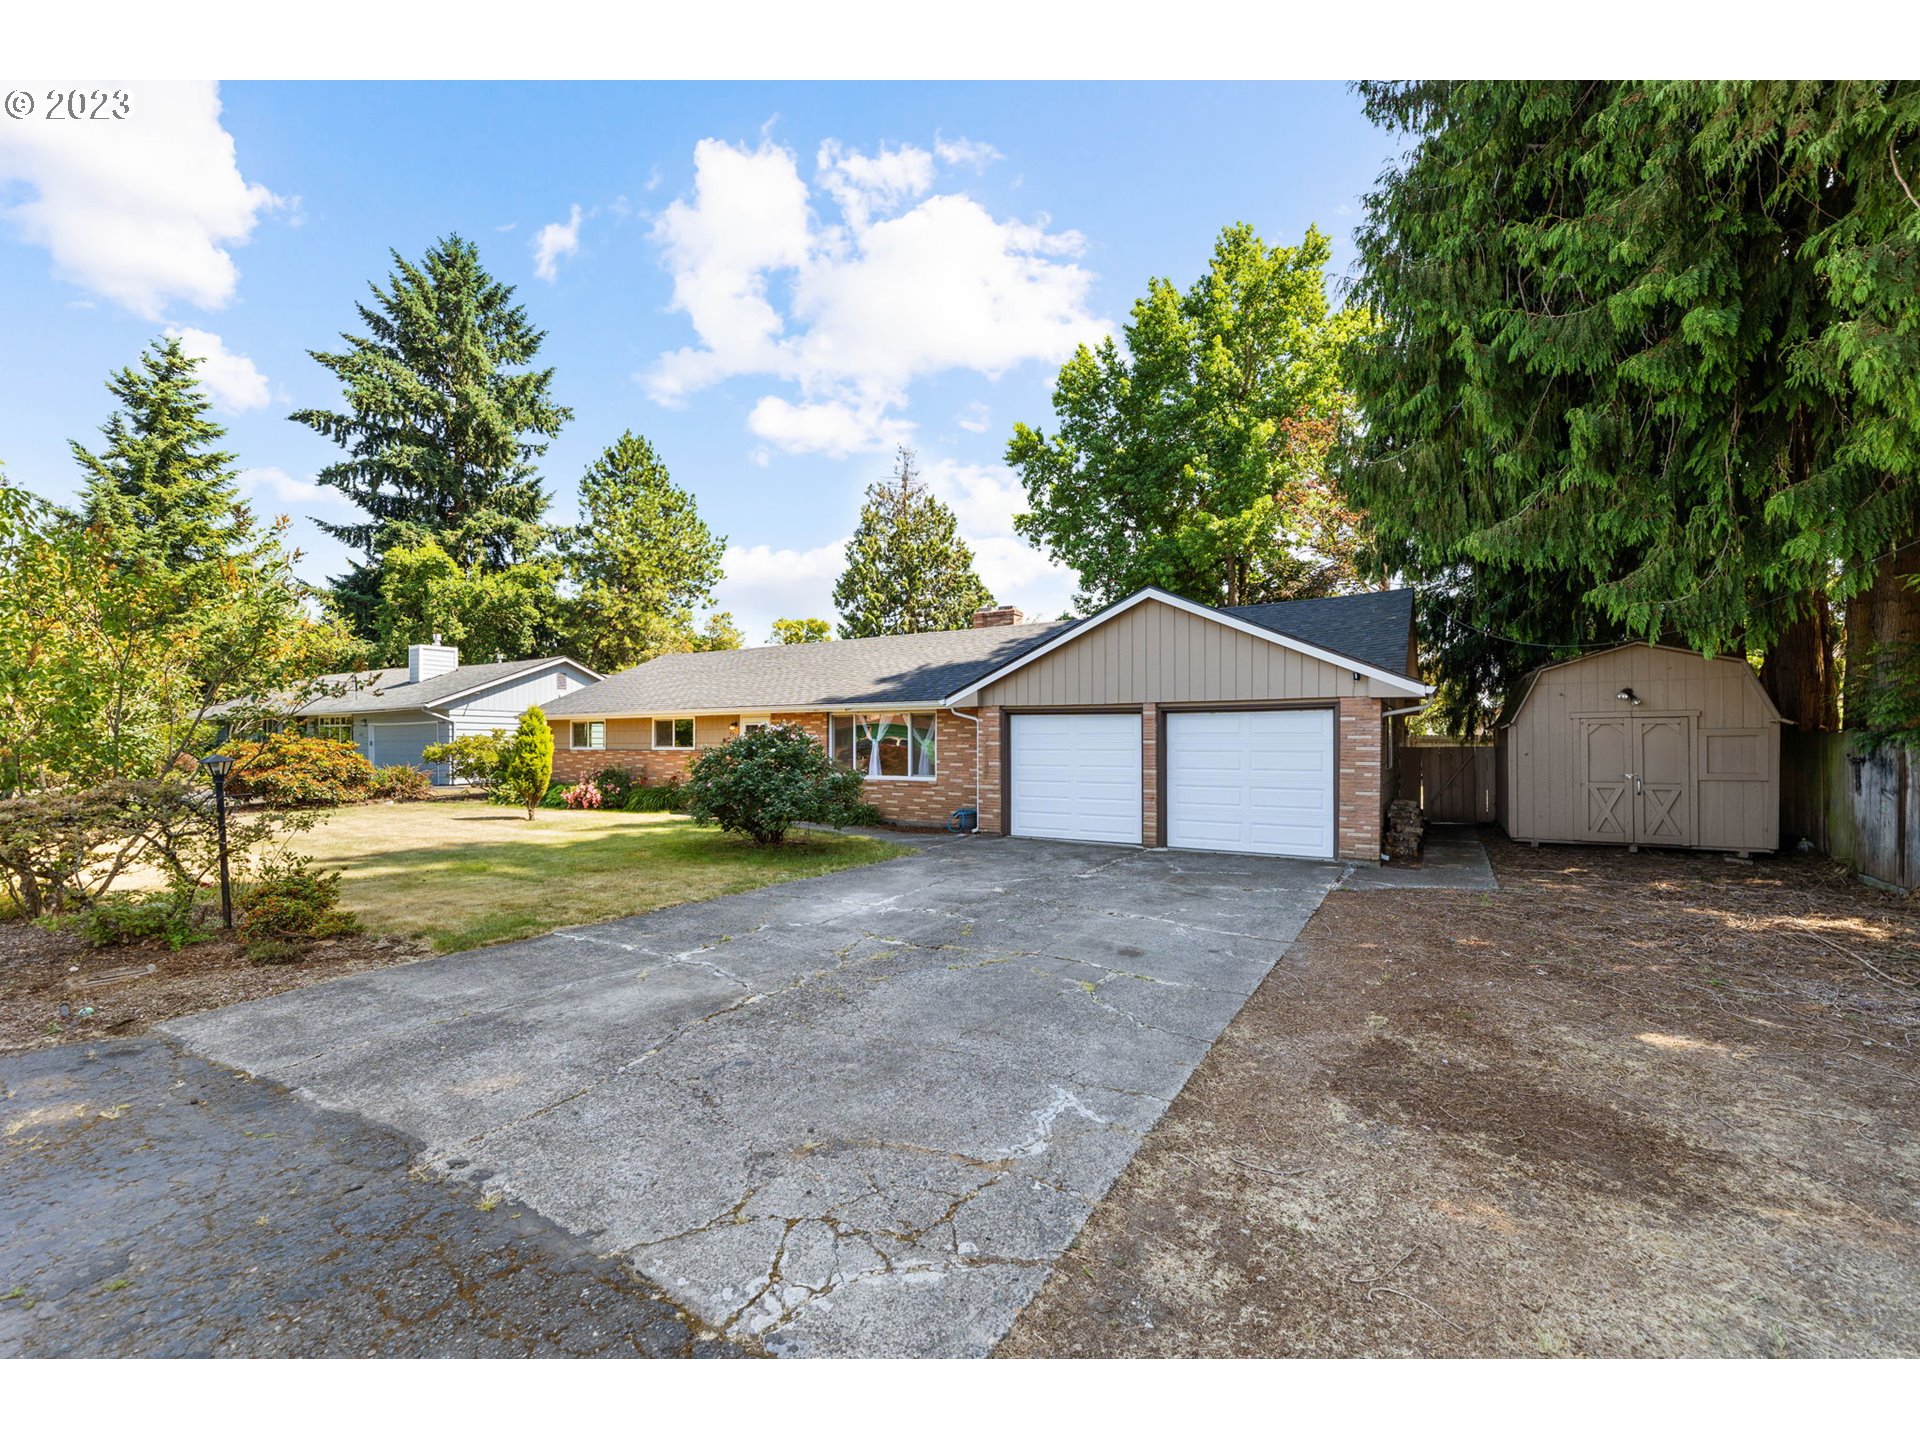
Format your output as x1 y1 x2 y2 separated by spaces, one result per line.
571 721 605 750
306 717 353 744
829 713 937 779
653 717 696 749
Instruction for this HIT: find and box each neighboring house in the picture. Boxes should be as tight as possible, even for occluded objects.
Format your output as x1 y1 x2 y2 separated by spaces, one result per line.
545 589 1430 861
267 641 601 783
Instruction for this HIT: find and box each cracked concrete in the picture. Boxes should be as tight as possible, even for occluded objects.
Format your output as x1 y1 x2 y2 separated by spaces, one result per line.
162 835 1350 1356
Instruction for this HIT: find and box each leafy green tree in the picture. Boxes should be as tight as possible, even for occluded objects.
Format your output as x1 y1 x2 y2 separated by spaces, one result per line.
499 706 555 820
769 617 833 645
833 448 993 637
1009 224 1369 612
685 723 869 844
1344 81 1920 734
71 336 252 572
563 432 726 671
292 235 573 633
692 611 744 652
372 539 565 664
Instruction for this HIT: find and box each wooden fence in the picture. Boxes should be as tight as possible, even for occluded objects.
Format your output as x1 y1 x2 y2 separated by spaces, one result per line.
1780 731 1920 890
1395 741 1497 824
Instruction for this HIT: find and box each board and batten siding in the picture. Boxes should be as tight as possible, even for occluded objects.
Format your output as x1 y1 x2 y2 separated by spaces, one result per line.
1497 645 1780 853
978 598 1375 708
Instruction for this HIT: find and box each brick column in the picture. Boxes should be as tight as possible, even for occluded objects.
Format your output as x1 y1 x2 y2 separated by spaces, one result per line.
975 706 1004 834
1337 696 1386 861
1140 703 1159 845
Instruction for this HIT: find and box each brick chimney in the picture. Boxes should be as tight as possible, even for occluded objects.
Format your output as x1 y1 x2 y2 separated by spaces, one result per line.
970 605 1026 629
407 635 460 683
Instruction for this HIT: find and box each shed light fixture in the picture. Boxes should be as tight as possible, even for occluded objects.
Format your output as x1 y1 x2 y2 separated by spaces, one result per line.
1616 687 1641 705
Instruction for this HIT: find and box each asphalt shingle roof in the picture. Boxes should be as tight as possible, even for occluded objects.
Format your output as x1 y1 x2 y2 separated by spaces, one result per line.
283 657 579 717
1223 588 1417 679
546 587 1418 719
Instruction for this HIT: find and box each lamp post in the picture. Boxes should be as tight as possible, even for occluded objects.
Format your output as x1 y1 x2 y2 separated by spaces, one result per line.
200 753 235 930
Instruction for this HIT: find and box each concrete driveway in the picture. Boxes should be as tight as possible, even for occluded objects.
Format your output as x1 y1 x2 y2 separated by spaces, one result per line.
164 835 1347 1356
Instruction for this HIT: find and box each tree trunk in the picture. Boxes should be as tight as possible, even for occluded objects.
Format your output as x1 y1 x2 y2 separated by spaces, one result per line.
1760 594 1839 730
1845 540 1920 731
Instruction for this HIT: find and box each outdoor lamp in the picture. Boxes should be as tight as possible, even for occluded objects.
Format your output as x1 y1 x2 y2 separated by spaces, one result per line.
1616 687 1641 705
199 752 236 930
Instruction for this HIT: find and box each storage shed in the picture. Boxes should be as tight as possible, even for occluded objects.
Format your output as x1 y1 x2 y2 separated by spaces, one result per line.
1495 644 1783 854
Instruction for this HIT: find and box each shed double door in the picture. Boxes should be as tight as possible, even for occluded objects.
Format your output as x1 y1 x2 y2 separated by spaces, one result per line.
1577 715 1692 846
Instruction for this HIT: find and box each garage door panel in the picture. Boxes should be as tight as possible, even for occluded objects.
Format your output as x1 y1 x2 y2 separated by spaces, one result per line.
1010 713 1142 845
1167 709 1334 859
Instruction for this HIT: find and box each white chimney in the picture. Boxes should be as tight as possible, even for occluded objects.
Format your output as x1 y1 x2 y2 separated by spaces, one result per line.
407 637 459 683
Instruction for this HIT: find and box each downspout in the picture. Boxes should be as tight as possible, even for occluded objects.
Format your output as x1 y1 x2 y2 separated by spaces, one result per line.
1381 703 1425 771
946 703 982 834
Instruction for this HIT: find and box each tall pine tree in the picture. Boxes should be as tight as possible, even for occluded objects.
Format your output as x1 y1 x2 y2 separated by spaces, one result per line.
833 448 994 638
563 432 727 672
1344 81 1920 735
72 335 251 571
292 235 572 635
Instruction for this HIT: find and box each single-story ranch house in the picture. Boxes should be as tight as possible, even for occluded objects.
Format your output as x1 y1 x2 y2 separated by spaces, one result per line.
545 588 1430 861
270 641 600 783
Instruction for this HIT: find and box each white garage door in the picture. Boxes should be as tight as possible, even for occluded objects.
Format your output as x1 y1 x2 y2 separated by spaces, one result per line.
1009 713 1142 845
1167 709 1335 858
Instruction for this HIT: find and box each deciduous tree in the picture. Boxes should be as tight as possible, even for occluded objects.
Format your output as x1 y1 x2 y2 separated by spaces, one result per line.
769 617 832 645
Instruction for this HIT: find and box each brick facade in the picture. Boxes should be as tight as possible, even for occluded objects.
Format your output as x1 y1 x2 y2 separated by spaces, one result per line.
1336 696 1387 861
1140 703 1160 845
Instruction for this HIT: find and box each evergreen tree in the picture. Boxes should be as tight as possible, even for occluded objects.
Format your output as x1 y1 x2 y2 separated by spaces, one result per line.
71 336 250 571
563 431 726 672
1008 224 1368 612
1345 81 1920 735
292 235 573 633
769 617 832 644
832 448 994 637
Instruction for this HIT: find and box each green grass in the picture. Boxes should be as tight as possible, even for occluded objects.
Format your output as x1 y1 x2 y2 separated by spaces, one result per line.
271 804 909 952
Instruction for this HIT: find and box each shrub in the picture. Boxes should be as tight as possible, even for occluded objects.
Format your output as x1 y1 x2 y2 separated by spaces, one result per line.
371 764 433 801
593 767 638 807
420 731 507 787
237 856 363 945
562 779 603 810
0 779 198 918
684 723 866 844
80 886 210 951
245 939 307 966
224 733 375 807
619 783 685 813
499 707 555 819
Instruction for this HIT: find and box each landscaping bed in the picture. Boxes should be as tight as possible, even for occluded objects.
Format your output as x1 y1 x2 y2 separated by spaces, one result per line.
1000 835 1920 1358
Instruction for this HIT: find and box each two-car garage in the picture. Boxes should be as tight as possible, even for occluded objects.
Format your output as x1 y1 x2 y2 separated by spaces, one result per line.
1006 707 1336 859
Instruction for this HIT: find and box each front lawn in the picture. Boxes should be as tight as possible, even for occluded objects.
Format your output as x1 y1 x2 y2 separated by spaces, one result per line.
292 803 909 952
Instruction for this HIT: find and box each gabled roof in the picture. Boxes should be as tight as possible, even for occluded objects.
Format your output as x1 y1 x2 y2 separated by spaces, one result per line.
543 623 1069 717
945 587 1429 702
1497 642 1785 727
283 656 598 717
547 585 1427 718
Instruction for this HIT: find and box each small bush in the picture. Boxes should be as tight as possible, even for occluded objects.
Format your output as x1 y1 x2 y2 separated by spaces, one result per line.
420 731 508 787
238 856 362 945
224 734 375 807
245 939 307 966
80 886 209 951
593 767 638 807
684 723 867 844
619 784 685 813
499 707 555 819
371 765 433 801
562 779 603 810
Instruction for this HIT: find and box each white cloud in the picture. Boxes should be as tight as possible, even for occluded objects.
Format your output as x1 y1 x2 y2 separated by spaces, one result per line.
956 401 991 434
238 466 323 505
0 81 280 318
531 203 583 282
166 326 270 412
714 539 847 640
920 456 1076 619
642 134 1104 453
934 135 1004 170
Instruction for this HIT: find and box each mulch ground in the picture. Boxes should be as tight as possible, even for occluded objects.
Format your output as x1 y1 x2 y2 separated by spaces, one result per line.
0 922 432 1054
999 836 1920 1357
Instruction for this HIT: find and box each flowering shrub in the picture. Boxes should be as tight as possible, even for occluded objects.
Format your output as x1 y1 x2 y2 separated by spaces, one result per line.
223 734 375 807
562 779 603 810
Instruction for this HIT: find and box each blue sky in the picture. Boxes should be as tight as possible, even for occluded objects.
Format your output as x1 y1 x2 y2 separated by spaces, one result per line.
0 81 1403 645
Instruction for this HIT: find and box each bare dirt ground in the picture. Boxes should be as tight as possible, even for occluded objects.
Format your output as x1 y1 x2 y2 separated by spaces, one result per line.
1000 836 1920 1357
0 922 431 1054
